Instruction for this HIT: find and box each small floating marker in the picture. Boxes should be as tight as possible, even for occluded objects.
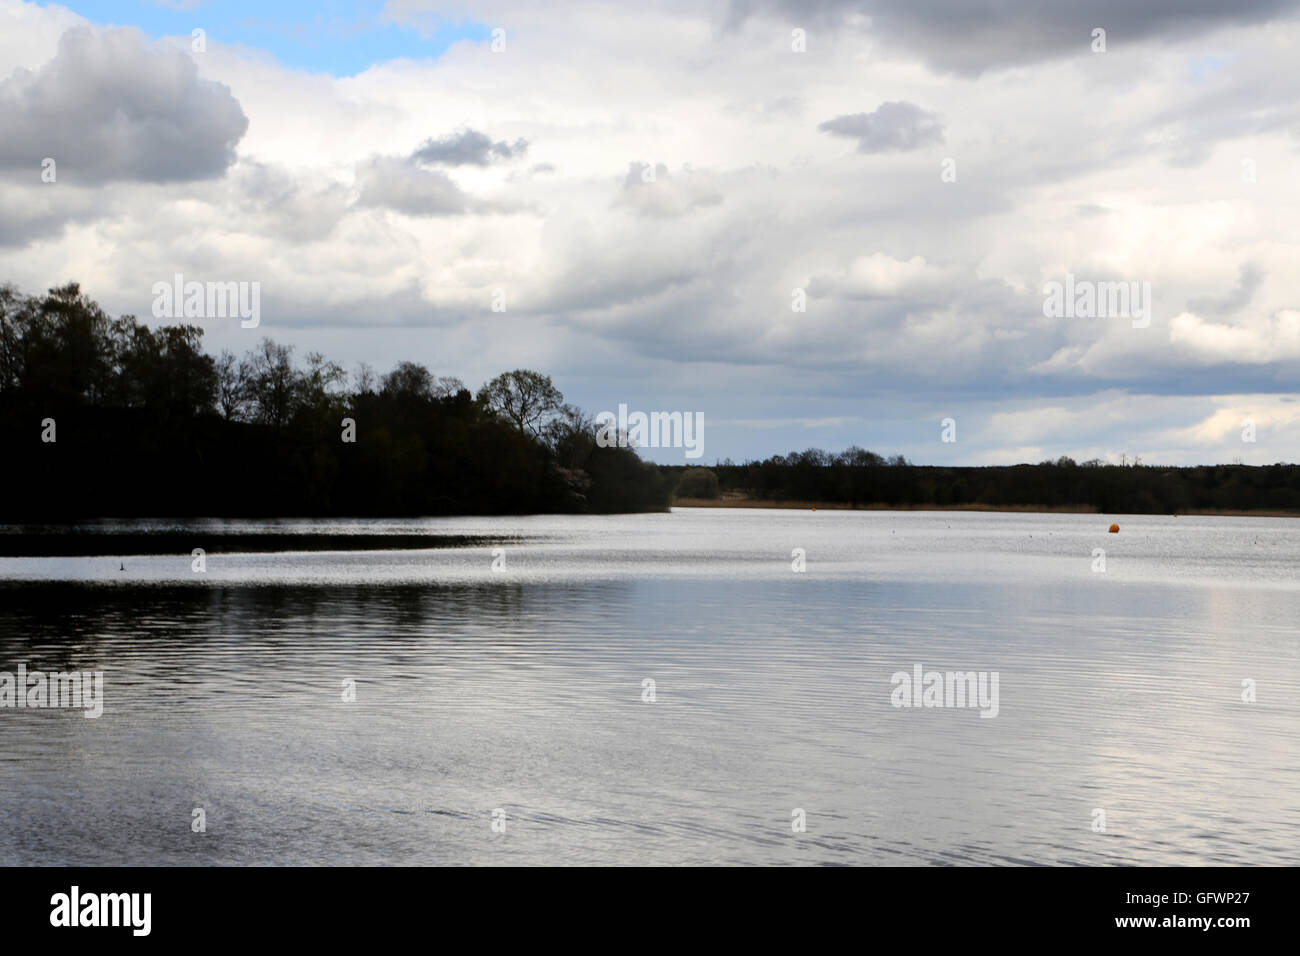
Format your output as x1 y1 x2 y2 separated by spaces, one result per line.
1108 523 1120 533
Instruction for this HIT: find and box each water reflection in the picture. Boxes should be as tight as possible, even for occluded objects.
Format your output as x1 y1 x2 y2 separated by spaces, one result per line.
1 511 1298 865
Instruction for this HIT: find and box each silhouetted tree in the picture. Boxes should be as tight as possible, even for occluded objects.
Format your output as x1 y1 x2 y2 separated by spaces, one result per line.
244 338 298 430
215 349 247 420
478 369 565 438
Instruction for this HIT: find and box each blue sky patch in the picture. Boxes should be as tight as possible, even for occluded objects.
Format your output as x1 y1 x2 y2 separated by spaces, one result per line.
45 1 490 75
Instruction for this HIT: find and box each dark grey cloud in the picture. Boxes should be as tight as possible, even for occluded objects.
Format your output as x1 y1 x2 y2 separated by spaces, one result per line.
410 129 528 167
0 26 247 184
354 156 469 216
724 0 1299 75
818 101 944 153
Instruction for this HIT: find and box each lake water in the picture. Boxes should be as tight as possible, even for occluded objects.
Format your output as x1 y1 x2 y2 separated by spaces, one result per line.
1 509 1297 866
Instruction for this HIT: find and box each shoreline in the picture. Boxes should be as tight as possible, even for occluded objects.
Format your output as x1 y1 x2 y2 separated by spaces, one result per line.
0 532 511 557
671 498 1300 518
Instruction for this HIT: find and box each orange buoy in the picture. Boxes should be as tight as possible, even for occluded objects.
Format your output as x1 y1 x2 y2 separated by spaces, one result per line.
1108 523 1120 533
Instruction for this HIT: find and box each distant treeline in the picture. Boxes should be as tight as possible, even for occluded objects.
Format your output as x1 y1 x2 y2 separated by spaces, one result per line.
0 282 670 519
666 449 1300 514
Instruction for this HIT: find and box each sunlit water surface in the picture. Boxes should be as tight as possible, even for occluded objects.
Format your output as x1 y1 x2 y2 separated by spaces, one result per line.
1 509 1297 865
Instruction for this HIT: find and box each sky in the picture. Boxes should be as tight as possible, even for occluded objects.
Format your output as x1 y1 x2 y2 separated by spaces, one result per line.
1 0 1299 466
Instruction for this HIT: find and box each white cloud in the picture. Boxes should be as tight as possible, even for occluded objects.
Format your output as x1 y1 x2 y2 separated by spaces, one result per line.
1169 309 1300 363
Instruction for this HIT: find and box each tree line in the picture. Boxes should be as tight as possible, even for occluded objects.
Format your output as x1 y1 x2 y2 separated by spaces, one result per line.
0 282 670 519
667 449 1300 514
